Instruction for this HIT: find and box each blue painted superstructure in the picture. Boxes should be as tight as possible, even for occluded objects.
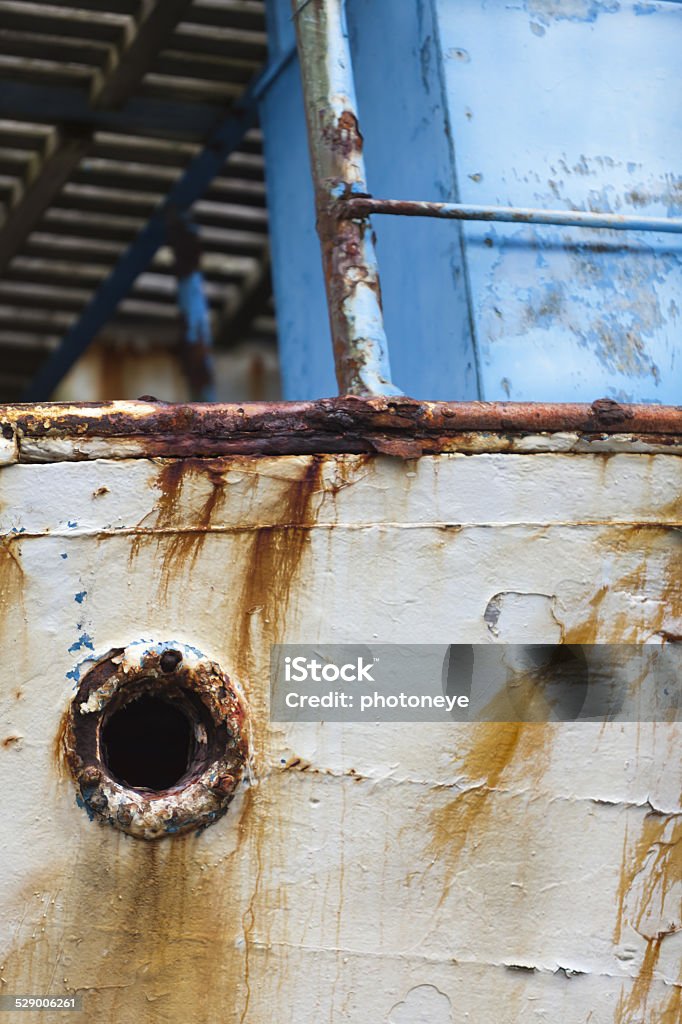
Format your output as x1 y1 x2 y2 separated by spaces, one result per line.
262 0 681 402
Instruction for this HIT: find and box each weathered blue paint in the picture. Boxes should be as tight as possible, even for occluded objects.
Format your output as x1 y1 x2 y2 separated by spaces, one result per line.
177 273 211 348
435 0 681 402
262 3 338 399
263 0 681 402
75 791 98 822
177 269 216 402
262 0 479 400
68 633 94 654
74 591 87 604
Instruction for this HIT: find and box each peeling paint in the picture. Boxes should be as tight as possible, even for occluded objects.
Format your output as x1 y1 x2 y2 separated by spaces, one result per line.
437 0 682 402
526 0 621 28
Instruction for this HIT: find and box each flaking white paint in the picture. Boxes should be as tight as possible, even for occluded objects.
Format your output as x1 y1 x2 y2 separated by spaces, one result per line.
0 449 679 1022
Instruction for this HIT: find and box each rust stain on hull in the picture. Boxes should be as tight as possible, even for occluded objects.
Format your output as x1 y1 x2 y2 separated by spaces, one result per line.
558 522 681 645
614 814 681 945
427 723 554 893
234 455 325 758
128 457 236 594
614 935 670 1024
127 454 327 761
0 810 259 1024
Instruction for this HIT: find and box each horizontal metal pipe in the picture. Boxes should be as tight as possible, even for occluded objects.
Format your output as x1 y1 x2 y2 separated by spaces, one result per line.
342 197 682 234
3 397 681 439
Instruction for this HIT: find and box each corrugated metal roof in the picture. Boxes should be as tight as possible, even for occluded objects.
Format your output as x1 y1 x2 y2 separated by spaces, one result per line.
0 0 275 400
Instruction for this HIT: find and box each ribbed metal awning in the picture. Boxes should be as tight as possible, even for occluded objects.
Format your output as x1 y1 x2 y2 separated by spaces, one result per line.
0 0 276 401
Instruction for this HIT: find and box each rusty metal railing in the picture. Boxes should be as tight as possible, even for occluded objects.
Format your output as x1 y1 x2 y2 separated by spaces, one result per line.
291 0 401 398
292 0 682 399
342 198 682 234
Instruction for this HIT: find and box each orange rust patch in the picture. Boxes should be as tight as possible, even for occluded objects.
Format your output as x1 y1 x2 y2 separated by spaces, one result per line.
563 525 681 644
427 724 554 884
614 813 681 944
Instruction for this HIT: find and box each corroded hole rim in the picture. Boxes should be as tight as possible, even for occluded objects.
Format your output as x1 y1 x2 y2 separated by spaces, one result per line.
63 641 248 840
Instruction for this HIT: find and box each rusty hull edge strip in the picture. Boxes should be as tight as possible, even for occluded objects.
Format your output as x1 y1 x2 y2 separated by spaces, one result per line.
0 398 680 461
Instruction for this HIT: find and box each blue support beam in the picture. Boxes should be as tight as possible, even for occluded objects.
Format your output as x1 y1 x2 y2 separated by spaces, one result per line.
20 49 295 403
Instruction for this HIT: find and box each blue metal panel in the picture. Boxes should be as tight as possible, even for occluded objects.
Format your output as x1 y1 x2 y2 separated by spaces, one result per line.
435 0 682 402
265 0 681 402
346 0 480 400
262 0 479 400
261 1 339 400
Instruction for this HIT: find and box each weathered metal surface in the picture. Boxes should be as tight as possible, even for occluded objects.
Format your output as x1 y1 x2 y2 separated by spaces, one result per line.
291 0 399 397
262 0 478 401
435 0 682 403
0 438 679 1021
343 197 682 233
0 397 680 462
262 0 681 403
63 640 249 840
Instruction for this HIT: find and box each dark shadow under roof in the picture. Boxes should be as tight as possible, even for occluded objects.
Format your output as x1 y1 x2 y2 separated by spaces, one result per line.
0 0 276 401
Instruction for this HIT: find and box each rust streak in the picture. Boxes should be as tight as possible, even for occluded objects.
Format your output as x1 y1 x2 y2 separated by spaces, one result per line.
614 935 667 1024
235 455 325 746
614 813 682 944
427 724 553 902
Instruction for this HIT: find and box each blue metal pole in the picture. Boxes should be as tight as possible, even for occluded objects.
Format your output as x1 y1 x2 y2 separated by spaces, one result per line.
20 48 295 403
167 212 216 402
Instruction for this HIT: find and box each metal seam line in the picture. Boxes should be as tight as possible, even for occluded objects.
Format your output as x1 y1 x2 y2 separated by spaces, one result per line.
341 197 682 233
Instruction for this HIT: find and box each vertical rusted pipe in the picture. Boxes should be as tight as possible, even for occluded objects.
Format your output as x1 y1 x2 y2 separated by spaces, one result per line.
291 0 401 396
